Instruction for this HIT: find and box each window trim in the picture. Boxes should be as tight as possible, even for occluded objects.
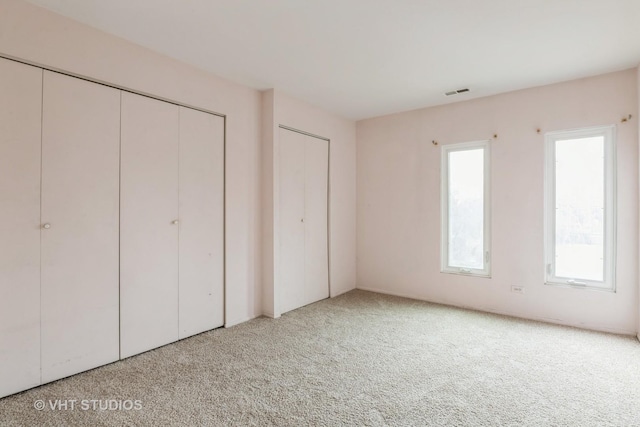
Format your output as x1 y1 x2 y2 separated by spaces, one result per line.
543 125 616 291
440 139 491 277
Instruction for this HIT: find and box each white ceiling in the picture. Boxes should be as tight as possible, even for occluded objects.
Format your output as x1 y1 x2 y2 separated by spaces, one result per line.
25 0 640 120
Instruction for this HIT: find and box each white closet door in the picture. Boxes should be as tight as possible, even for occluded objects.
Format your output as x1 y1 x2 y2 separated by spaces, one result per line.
39 72 121 383
303 137 329 306
120 93 179 358
0 59 42 398
178 107 224 338
279 128 306 313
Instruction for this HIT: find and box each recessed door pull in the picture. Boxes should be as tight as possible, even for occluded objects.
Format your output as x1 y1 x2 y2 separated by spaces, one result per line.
42 223 51 229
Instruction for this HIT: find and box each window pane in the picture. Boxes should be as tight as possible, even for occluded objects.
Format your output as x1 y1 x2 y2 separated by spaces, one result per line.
554 136 604 281
448 148 484 269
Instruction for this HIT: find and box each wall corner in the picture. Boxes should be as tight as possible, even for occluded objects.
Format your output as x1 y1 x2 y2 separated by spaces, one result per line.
261 89 278 318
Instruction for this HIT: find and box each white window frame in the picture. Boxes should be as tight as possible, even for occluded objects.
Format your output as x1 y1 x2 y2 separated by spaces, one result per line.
544 125 616 291
441 140 491 277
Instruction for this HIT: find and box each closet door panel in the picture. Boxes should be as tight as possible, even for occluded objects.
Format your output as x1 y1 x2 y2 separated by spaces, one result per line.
120 92 180 359
304 137 329 306
178 107 224 338
279 128 306 314
0 59 42 398
40 72 121 383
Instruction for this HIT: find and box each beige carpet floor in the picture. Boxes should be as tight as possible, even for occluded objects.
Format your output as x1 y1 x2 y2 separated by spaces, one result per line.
1 290 639 426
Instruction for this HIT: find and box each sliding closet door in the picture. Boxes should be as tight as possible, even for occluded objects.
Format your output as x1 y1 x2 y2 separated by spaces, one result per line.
40 72 121 383
178 107 224 338
279 129 307 313
120 92 179 358
0 59 42 398
303 137 329 306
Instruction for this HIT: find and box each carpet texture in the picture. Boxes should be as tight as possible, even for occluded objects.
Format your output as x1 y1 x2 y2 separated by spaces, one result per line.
1 290 639 426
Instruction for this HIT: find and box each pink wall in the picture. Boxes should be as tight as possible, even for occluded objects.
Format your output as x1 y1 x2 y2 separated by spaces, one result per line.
0 0 262 326
262 89 357 317
0 0 632 333
357 69 639 334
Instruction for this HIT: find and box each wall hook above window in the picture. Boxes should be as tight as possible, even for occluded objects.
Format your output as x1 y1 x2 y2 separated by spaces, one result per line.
621 114 632 123
432 140 438 146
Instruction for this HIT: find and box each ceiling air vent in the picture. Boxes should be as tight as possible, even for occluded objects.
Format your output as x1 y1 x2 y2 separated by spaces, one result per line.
445 88 470 96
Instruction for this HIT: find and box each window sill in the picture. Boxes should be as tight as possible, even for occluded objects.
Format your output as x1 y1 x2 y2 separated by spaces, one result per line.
441 269 491 279
544 281 615 293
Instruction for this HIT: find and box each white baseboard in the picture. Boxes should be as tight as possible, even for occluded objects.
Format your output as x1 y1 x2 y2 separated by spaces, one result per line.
330 285 356 298
224 315 259 328
261 311 281 320
356 286 428 303
356 286 637 336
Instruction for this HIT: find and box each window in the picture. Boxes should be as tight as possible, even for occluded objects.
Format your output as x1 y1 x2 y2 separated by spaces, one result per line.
441 140 490 276
544 126 616 290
